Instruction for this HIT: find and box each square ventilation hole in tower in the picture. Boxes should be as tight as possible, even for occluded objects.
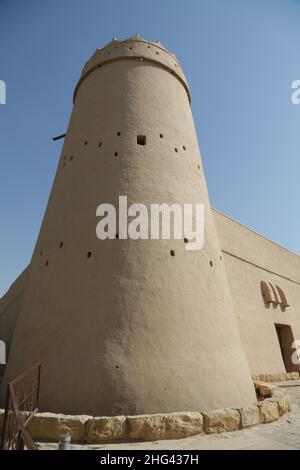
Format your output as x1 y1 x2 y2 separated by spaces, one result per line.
137 135 146 145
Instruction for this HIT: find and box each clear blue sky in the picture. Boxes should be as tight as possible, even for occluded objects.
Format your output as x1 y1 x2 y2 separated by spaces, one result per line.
0 0 299 296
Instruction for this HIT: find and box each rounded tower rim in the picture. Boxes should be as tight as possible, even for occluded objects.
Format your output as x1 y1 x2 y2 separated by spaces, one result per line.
73 36 191 104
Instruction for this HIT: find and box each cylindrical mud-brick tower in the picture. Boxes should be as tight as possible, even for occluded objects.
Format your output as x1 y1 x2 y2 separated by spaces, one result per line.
1 36 256 415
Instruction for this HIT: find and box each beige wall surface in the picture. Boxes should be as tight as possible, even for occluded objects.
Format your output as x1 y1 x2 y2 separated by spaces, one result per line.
0 267 29 364
213 209 300 376
1 210 299 407
0 37 255 415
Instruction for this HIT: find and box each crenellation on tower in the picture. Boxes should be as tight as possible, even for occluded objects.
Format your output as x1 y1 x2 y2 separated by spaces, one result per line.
75 36 190 104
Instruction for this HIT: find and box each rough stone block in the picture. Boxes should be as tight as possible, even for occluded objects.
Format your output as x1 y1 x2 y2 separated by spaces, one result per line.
163 412 203 439
258 401 279 423
27 412 90 442
126 414 166 441
86 416 126 443
239 405 260 428
270 396 289 416
202 408 240 434
290 372 300 381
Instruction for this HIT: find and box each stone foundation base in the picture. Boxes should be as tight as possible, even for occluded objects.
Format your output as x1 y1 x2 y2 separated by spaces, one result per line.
0 382 293 444
252 372 299 382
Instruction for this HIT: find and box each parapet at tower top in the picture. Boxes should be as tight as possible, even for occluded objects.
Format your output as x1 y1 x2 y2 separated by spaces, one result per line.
101 34 175 56
74 34 191 103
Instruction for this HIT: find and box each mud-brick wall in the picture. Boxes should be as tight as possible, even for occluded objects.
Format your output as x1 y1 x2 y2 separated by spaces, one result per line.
213 209 300 376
